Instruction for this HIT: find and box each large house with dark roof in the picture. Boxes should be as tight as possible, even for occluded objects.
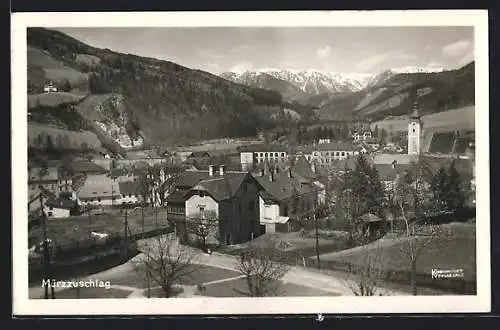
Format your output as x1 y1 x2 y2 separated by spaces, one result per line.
167 165 263 245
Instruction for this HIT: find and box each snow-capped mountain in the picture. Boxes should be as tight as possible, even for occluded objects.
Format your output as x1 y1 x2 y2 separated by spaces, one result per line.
221 66 446 95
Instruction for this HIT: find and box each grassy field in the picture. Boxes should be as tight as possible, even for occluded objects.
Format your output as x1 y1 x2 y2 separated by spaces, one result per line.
29 207 171 248
107 264 241 289
28 92 87 109
28 123 102 150
28 46 89 86
220 231 352 267
198 278 337 297
319 223 476 282
370 106 475 133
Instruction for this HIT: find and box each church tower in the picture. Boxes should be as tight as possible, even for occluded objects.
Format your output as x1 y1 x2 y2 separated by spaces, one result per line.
408 99 422 155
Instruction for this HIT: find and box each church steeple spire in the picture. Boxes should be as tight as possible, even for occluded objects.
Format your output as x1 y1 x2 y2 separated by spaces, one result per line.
410 98 420 120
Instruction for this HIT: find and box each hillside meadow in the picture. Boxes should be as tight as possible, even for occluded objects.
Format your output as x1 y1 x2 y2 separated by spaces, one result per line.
370 105 475 133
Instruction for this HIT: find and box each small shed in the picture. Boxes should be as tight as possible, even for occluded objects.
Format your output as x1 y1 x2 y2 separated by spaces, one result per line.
359 213 385 237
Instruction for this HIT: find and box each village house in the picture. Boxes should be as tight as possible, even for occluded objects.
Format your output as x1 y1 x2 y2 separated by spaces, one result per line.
44 196 79 218
252 164 321 234
70 159 108 176
118 181 142 205
352 130 373 143
167 165 263 245
43 80 57 93
77 173 121 208
28 187 79 220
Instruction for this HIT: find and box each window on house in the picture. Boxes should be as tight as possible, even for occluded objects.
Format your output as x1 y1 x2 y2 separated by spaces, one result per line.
283 204 289 216
92 192 97 194
97 198 101 202
48 212 53 217
199 206 205 213
341 152 345 156
49 206 53 210
129 194 132 198
199 191 205 198
412 129 416 133
243 183 248 192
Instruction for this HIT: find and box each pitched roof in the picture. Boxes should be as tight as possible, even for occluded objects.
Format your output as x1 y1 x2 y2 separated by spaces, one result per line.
253 170 318 202
166 190 189 204
188 151 211 158
238 144 287 153
45 197 77 210
70 160 107 174
360 213 383 223
78 174 120 199
291 156 322 180
118 181 141 195
192 173 249 202
327 158 358 171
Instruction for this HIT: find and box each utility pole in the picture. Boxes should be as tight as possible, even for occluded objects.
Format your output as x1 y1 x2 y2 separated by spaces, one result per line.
141 203 145 239
146 252 151 298
39 194 55 299
155 205 158 228
124 208 129 256
88 208 92 238
313 206 320 270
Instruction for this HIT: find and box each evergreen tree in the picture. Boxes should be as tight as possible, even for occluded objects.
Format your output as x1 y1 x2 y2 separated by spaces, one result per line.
445 160 466 211
431 166 448 210
341 155 385 217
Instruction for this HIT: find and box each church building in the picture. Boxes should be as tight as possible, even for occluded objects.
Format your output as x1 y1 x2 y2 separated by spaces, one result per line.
407 99 423 155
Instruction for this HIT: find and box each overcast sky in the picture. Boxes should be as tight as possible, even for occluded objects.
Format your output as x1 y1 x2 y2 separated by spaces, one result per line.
54 26 474 74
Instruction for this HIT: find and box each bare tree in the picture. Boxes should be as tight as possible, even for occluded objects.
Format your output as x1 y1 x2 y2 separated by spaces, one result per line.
187 210 219 251
139 163 184 207
334 189 368 246
343 239 390 296
235 238 289 297
133 235 198 298
393 165 443 296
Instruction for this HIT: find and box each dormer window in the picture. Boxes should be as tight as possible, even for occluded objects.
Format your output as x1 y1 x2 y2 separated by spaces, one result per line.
199 191 205 198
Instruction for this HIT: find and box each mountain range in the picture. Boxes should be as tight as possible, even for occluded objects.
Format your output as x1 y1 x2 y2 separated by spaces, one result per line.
221 63 473 121
220 67 446 96
26 27 474 156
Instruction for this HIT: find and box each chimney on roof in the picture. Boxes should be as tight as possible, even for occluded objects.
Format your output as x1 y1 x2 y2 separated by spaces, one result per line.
268 171 274 182
209 165 214 176
219 165 225 176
